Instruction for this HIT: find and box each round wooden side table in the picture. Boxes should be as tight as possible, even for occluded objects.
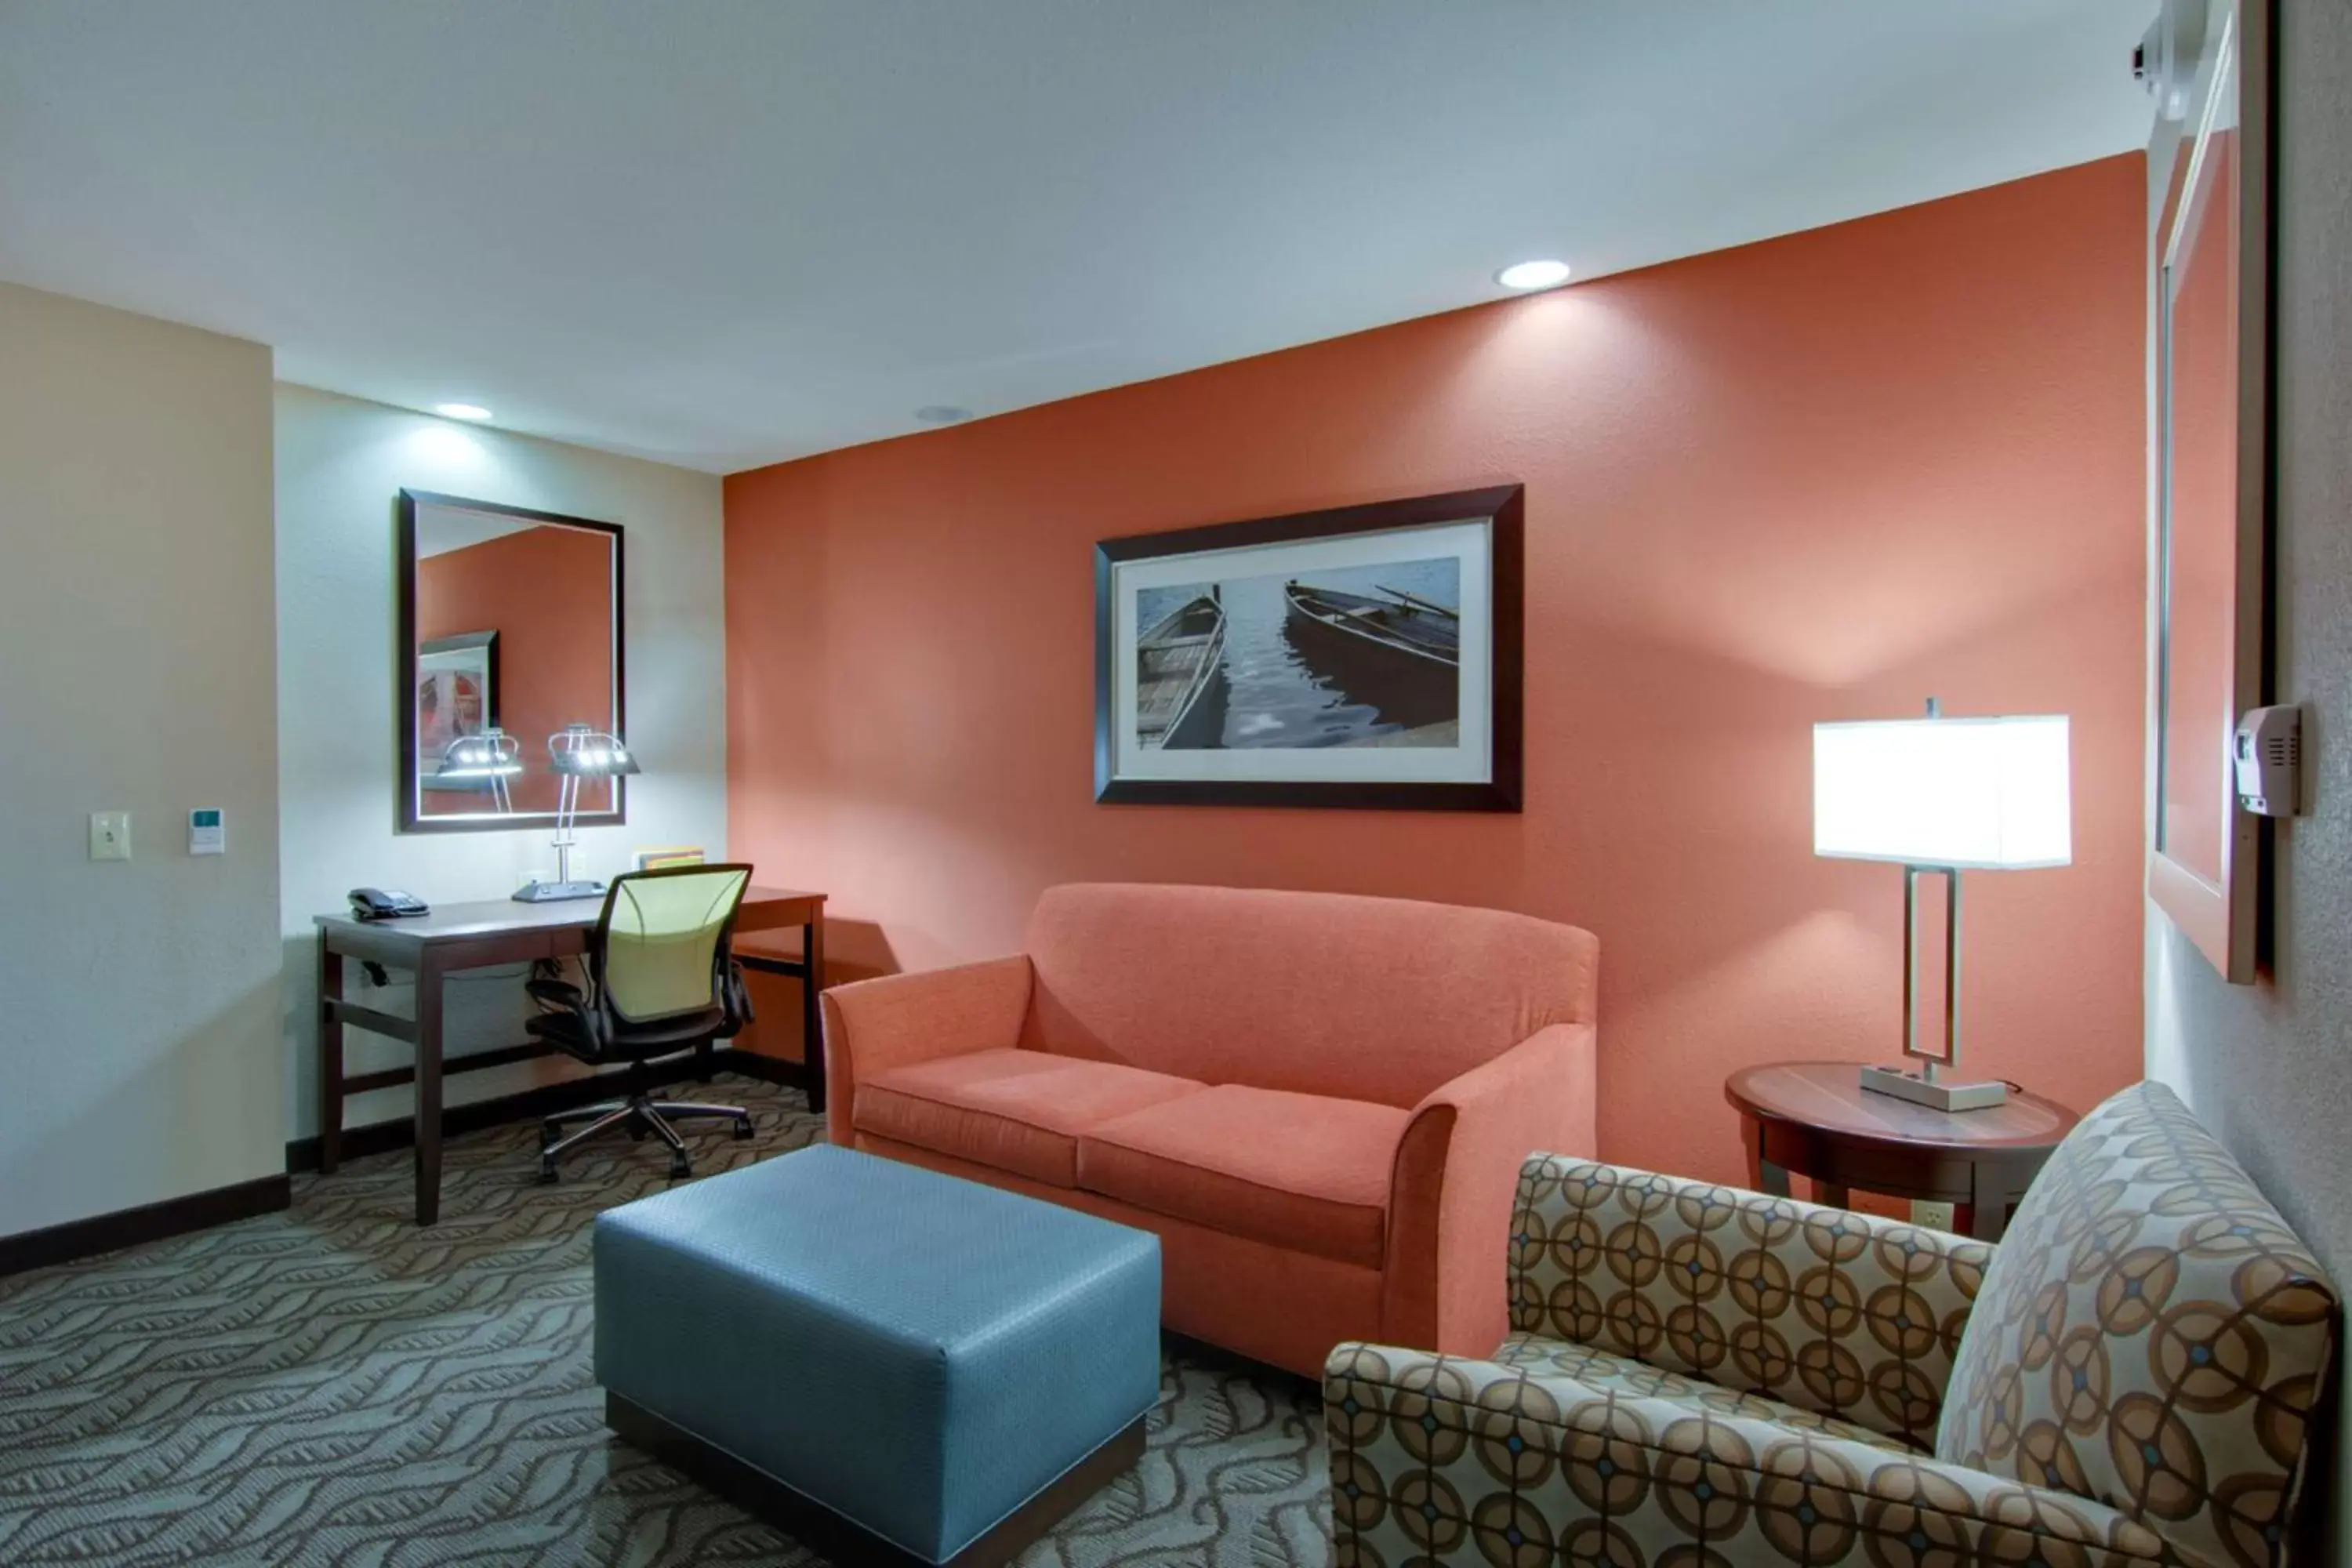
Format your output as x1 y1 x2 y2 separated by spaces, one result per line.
1723 1061 2078 1241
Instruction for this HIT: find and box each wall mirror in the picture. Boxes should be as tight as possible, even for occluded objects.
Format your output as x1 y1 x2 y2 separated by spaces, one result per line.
2147 0 2269 982
397 489 625 833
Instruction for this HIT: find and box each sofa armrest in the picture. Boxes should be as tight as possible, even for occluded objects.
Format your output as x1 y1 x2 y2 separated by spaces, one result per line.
1507 1155 1993 1450
1383 1023 1595 1356
819 955 1034 1145
1325 1343 2205 1568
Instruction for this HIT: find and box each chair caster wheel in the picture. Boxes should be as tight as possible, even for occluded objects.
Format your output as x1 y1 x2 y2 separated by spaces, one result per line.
732 1118 754 1141
539 1163 559 1185
667 1158 692 1181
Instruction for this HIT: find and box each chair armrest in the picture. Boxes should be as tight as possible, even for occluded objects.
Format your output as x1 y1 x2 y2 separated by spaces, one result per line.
1507 1155 1993 1450
1325 1343 2205 1568
1383 1023 1595 1355
818 955 1035 1145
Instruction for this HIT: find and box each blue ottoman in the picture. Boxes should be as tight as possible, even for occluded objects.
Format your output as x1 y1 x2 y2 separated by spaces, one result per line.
593 1145 1161 1566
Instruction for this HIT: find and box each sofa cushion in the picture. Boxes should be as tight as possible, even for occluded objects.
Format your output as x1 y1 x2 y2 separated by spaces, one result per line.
1022 883 1598 1109
855 1049 1207 1189
1078 1085 1407 1269
1937 1080 2339 1568
1489 1331 1918 1454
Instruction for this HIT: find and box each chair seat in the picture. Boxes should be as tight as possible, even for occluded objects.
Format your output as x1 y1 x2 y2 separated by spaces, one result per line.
854 1049 1208 1188
1489 1332 1920 1454
528 1007 724 1063
1077 1085 1408 1269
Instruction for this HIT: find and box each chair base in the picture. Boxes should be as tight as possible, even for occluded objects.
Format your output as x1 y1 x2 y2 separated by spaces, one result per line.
541 1092 753 1181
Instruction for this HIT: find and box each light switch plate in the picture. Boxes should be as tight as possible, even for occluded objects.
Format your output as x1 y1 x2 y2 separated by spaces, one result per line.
89 811 132 861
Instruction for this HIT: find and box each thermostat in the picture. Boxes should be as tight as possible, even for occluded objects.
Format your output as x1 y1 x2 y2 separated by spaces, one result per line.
189 808 226 855
2234 706 2303 818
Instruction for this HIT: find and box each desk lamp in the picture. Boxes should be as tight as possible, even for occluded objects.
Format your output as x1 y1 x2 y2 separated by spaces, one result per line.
434 728 521 813
513 724 641 903
1813 700 2071 1111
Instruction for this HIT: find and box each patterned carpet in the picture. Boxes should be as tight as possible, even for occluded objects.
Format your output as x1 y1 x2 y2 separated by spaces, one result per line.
0 1074 1333 1566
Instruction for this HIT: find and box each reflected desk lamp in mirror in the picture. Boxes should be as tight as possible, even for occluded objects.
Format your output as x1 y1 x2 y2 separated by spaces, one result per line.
433 729 522 812
1813 700 2071 1112
513 724 641 903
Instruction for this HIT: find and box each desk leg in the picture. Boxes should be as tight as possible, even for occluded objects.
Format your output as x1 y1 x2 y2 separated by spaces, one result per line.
414 958 445 1226
802 916 827 1116
318 938 343 1175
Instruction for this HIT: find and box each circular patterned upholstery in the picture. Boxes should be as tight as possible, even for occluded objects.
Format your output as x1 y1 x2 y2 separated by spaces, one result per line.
1936 1080 2339 1568
1512 1156 1990 1452
1328 1084 2337 1568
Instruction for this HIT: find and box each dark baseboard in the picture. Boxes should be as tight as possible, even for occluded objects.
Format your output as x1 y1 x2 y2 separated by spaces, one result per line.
0 1173 292 1279
285 1048 808 1174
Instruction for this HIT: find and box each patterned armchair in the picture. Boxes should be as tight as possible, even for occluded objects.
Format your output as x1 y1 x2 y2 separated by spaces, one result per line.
1327 1081 2338 1567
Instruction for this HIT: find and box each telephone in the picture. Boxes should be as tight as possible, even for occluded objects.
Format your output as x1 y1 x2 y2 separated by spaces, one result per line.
349 887 430 920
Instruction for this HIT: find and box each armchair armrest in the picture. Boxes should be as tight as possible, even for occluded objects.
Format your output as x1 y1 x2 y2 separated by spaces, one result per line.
818 955 1034 1145
1384 1023 1595 1355
1509 1155 1993 1450
1326 1344 2205 1568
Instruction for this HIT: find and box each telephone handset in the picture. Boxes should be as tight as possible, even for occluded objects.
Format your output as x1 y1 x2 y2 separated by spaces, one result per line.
349 887 430 920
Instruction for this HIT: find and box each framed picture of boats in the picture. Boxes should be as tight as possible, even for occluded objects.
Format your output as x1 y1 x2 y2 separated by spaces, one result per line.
1094 485 1522 810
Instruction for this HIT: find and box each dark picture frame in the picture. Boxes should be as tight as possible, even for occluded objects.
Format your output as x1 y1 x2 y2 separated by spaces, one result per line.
396 488 628 835
1094 485 1523 811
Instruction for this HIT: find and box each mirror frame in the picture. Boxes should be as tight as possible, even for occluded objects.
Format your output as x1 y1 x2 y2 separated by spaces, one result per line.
2147 0 2270 983
396 488 628 835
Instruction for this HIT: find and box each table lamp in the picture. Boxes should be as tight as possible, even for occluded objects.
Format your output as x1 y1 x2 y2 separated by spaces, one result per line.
513 724 641 903
1813 700 2071 1111
434 728 522 813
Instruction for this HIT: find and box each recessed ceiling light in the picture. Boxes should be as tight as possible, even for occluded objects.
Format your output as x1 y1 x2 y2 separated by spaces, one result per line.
1495 260 1572 292
433 402 494 422
914 405 972 425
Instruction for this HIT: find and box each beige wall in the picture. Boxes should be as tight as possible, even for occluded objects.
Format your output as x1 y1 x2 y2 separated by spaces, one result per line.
2143 1 2352 1555
274 385 728 1138
0 281 282 1238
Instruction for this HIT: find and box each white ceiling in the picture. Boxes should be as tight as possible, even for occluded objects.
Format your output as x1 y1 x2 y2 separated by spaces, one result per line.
0 2 2154 474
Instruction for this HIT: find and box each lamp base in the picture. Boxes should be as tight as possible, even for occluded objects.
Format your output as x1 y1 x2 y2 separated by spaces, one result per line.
513 879 605 903
1859 1064 2009 1112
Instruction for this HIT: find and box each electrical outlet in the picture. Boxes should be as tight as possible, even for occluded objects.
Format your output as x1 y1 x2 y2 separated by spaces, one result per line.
89 811 131 861
1911 1200 1957 1233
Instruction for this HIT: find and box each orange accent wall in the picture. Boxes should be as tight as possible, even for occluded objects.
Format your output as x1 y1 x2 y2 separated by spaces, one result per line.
724 154 2147 1185
417 526 615 814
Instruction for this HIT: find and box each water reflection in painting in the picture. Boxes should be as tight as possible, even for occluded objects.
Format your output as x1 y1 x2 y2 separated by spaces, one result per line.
1134 557 1459 750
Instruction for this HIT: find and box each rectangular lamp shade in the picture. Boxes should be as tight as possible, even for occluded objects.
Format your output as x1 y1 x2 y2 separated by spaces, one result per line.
1813 714 2072 869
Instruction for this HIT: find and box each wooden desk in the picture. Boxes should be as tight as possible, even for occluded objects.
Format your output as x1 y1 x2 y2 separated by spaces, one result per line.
1724 1061 2077 1241
316 885 826 1225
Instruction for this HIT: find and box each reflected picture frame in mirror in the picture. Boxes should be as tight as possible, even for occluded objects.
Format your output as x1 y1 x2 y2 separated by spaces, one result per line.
2147 0 2270 984
397 489 627 835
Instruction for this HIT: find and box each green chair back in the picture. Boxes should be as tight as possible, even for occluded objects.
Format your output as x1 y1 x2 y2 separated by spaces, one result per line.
598 865 753 1022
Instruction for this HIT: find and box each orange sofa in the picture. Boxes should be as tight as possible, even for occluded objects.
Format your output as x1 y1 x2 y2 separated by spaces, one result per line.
818 882 1599 1376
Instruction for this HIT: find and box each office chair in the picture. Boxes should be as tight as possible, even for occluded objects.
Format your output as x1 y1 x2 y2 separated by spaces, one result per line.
527 863 760 1181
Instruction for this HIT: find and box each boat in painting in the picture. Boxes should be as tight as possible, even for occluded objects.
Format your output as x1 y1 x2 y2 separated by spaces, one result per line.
1134 588 1228 749
1282 581 1460 668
